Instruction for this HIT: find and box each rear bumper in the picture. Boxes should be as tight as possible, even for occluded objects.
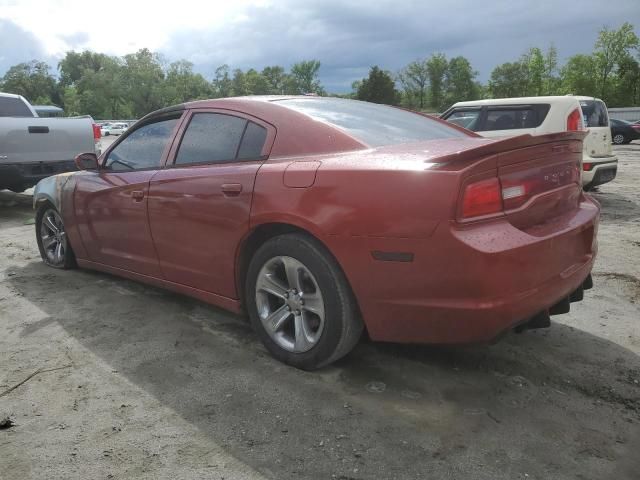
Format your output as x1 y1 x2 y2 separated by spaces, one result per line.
0 160 77 190
328 196 599 344
583 157 617 188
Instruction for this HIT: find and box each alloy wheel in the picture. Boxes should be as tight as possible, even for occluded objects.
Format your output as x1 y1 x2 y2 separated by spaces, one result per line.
40 209 67 265
255 256 326 353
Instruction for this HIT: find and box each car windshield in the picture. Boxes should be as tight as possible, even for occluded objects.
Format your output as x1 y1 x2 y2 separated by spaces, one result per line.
276 97 467 147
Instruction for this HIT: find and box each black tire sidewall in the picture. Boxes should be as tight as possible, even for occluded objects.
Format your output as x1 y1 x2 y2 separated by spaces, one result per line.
245 234 351 370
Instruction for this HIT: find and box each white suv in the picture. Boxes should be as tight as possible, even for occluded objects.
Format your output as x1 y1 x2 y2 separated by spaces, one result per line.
440 95 618 190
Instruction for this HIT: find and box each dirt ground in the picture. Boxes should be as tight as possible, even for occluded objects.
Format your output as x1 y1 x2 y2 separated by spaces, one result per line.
1 143 639 480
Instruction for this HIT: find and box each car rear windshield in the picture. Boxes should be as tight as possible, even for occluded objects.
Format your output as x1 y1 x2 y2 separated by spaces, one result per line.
580 100 608 127
0 96 33 117
275 98 467 147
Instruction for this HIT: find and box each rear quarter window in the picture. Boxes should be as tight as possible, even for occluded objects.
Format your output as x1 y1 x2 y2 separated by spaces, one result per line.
580 100 609 127
484 105 550 131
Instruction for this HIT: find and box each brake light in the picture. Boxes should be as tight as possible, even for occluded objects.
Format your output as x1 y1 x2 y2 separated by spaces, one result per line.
583 163 593 171
92 123 101 140
567 108 583 131
461 177 503 219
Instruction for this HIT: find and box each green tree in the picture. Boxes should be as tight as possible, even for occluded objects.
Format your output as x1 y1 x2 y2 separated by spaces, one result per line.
398 58 429 109
426 53 448 110
593 22 639 99
163 60 211 104
443 56 479 109
212 65 233 98
356 66 398 105
488 61 529 98
120 48 165 117
262 65 288 94
560 54 598 96
231 68 248 96
524 47 545 96
1 61 59 105
289 60 324 94
245 68 270 95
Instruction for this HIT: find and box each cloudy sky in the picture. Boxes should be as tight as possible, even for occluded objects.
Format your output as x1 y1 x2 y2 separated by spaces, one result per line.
0 0 638 92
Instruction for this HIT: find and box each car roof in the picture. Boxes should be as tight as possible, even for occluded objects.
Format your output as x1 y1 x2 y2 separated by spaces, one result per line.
450 96 582 108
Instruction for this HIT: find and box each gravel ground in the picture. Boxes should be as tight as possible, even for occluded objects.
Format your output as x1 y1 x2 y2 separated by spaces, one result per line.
1 143 639 480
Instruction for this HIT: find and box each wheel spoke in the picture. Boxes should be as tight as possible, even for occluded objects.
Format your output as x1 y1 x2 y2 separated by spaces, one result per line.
257 273 288 299
294 312 314 352
301 291 324 316
282 257 302 291
263 304 291 333
44 215 59 234
42 235 56 249
55 241 63 261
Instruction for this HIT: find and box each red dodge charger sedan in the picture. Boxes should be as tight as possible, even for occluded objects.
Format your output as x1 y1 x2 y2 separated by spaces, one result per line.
33 96 598 369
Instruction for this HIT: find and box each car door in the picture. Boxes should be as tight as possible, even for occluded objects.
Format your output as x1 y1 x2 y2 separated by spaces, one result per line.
147 109 274 299
74 113 183 277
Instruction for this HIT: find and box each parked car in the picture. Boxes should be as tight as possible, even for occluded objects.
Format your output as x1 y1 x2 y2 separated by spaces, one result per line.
440 96 618 190
610 118 640 144
33 97 598 370
0 92 101 192
99 123 112 136
104 122 128 136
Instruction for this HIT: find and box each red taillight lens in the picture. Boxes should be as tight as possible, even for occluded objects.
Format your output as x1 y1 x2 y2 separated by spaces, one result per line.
92 124 101 140
461 177 503 219
567 108 583 131
583 162 593 171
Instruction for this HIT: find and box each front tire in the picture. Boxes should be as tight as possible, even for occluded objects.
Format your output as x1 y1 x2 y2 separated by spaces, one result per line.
612 133 626 145
245 233 363 370
35 204 76 269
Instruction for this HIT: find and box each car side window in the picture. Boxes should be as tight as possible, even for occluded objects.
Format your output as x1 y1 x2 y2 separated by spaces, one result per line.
104 117 179 171
445 109 481 130
485 108 537 131
175 113 268 165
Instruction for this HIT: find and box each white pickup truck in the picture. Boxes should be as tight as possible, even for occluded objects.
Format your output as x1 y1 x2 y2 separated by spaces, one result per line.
0 92 100 192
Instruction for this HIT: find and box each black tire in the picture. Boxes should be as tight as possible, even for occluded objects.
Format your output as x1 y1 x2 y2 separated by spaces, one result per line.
612 133 626 145
245 233 363 370
35 203 77 269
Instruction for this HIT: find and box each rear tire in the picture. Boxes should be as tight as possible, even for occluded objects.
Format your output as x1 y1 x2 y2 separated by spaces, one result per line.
35 203 77 269
245 233 363 370
612 133 626 145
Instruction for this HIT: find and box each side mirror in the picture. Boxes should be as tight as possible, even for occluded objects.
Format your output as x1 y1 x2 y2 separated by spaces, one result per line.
75 152 99 171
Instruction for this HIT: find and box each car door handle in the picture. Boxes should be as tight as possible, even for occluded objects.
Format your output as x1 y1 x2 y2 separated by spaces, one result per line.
131 190 144 202
221 183 242 196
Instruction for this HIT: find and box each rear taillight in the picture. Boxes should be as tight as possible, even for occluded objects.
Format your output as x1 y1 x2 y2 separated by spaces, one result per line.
567 108 583 131
583 163 593 171
460 161 581 220
92 124 101 140
460 177 503 219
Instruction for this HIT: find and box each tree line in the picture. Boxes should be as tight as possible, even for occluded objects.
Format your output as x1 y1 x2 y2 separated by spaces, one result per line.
0 23 637 119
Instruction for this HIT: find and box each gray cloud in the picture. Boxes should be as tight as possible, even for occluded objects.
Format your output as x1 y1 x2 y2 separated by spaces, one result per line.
0 19 52 74
160 0 640 92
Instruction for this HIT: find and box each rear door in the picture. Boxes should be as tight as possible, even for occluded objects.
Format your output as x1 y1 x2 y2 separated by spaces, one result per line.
147 109 274 298
579 99 612 157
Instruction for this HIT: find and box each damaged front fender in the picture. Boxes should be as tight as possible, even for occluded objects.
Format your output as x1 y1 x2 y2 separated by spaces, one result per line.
32 172 76 214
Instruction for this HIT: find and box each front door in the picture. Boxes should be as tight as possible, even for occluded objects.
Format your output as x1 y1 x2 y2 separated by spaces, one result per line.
148 110 273 298
75 115 182 277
